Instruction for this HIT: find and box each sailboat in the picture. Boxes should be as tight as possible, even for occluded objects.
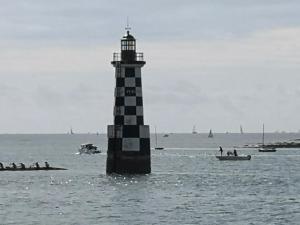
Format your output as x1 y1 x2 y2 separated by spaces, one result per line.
208 129 213 138
192 125 197 134
154 126 164 150
258 124 276 152
240 125 244 134
70 127 74 135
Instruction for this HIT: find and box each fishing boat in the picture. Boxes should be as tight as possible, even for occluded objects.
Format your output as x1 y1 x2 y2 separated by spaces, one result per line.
216 155 251 160
77 143 101 154
154 126 164 150
0 167 67 171
208 129 213 138
258 124 276 152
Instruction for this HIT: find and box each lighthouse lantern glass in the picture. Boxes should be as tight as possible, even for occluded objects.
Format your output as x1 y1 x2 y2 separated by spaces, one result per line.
121 40 135 51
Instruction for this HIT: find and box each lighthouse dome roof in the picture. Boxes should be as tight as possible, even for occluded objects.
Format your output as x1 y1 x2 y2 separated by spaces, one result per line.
122 31 135 40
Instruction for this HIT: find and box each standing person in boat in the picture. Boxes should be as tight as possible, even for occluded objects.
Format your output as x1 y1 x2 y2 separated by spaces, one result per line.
45 161 50 168
35 162 40 169
0 162 3 169
233 149 238 156
219 146 223 156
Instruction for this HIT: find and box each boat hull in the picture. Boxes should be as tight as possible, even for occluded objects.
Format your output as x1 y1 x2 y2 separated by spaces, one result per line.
258 148 276 152
0 167 67 171
216 155 251 160
78 150 101 154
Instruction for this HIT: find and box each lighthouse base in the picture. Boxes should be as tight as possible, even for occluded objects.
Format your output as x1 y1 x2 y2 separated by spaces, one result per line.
106 125 151 174
106 153 151 174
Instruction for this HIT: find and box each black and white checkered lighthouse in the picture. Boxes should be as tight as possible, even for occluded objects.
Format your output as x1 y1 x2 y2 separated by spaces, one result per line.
106 30 151 174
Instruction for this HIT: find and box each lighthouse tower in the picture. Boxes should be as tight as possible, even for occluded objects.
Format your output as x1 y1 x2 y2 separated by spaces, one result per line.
106 29 151 174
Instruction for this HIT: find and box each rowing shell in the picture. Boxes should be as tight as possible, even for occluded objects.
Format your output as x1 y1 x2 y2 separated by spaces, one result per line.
0 167 67 171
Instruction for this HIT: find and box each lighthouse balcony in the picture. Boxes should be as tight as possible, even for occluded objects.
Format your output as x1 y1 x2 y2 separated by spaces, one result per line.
112 52 145 64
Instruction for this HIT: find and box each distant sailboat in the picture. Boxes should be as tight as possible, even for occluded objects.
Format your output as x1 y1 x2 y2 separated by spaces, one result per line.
154 126 164 150
70 127 74 135
208 129 213 138
258 124 276 152
192 125 197 134
240 125 244 134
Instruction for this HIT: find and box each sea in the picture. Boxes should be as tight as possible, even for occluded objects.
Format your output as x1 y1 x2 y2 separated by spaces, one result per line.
0 133 300 225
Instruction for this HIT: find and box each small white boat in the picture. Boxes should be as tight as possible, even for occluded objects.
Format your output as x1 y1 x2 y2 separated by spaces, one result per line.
77 143 101 154
216 155 251 160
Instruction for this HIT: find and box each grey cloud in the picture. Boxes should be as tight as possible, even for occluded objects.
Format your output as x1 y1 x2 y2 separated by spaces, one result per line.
1 0 300 45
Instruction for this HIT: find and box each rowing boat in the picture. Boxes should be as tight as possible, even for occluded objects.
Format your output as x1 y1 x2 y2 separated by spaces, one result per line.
0 167 67 171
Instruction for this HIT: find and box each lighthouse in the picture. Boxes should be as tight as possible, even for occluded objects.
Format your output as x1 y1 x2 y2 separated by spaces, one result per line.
106 29 151 174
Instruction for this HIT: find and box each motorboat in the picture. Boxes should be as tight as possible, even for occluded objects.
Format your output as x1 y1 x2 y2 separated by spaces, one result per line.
216 155 251 160
78 143 101 154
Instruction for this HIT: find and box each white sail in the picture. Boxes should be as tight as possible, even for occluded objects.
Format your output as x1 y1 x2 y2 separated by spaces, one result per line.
192 125 197 134
208 129 213 138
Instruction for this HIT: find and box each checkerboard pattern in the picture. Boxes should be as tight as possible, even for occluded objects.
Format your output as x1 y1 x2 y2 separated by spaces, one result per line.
107 64 150 152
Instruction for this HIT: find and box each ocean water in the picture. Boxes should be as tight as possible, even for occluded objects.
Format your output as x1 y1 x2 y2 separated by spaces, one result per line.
0 133 300 225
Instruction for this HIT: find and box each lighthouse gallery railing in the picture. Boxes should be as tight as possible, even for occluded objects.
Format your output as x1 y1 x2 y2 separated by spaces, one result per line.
112 52 144 62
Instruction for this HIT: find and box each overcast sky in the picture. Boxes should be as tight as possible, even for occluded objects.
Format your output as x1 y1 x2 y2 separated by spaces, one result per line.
1 0 300 133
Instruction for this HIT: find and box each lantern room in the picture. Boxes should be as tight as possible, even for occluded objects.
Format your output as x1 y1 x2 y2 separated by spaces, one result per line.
121 30 136 62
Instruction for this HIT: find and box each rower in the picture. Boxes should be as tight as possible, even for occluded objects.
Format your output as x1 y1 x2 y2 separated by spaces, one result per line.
233 149 238 156
0 162 3 169
11 163 17 169
45 161 50 168
20 163 26 169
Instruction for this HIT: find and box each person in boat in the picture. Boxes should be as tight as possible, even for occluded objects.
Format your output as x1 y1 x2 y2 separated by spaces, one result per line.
233 149 238 156
35 162 40 169
0 162 3 169
227 151 233 156
20 163 26 169
219 146 223 156
11 163 17 169
45 161 50 168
